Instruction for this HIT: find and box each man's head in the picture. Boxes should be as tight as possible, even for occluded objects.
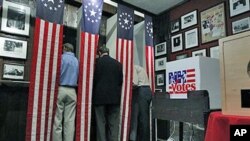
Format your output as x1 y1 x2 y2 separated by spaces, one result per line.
63 43 74 53
98 45 109 56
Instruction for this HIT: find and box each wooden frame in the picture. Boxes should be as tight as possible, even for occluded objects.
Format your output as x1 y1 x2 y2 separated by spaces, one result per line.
1 0 30 36
155 42 167 57
200 3 226 43
0 36 27 59
185 28 198 49
229 0 250 17
232 17 250 34
181 10 197 29
171 33 183 53
2 63 25 80
192 49 206 57
155 57 166 71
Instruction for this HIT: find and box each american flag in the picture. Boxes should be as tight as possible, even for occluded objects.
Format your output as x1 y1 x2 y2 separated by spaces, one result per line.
145 15 155 92
116 4 134 141
76 0 103 141
26 0 64 141
168 69 196 94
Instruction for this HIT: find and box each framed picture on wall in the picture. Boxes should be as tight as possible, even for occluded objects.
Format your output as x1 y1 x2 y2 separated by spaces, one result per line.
176 53 188 60
2 63 25 80
171 33 183 52
156 73 165 86
192 49 206 57
155 42 167 56
200 3 226 43
0 36 27 59
1 0 30 36
232 17 250 34
155 57 166 71
229 0 250 17
64 4 78 28
171 19 180 33
210 46 219 59
185 28 198 49
181 10 197 29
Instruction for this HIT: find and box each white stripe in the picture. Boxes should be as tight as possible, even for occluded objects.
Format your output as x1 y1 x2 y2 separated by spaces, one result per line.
80 32 89 141
87 34 96 141
118 39 122 62
31 20 45 141
40 22 53 141
47 24 61 141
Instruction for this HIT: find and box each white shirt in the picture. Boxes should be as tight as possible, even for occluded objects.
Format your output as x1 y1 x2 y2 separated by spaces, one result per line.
133 65 150 86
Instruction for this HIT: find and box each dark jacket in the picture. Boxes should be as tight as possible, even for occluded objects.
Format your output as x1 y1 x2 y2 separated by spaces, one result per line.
93 55 123 105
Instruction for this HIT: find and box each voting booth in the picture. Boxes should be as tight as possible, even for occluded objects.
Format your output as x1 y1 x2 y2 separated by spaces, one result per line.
165 56 221 109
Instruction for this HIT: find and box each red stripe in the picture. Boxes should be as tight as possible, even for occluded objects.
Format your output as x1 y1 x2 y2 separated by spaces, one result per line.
151 47 155 93
36 21 49 141
187 79 195 83
26 18 41 141
44 23 56 141
187 74 195 77
187 69 195 72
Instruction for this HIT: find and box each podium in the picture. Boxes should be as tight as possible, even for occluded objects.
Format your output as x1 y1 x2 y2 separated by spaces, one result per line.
166 56 221 109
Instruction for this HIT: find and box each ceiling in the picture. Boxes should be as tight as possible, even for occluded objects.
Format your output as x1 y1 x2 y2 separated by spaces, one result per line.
122 0 187 15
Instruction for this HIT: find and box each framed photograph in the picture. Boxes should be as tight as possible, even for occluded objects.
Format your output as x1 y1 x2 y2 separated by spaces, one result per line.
185 28 198 49
156 73 165 86
192 49 207 57
181 10 197 29
155 42 167 56
232 17 250 34
171 33 183 53
171 19 180 33
210 46 219 59
2 63 25 80
1 0 30 36
64 4 78 28
0 37 27 59
229 0 250 17
155 57 166 71
176 54 188 60
200 3 226 43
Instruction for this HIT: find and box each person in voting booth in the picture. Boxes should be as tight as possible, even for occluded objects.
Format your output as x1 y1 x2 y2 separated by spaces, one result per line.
53 43 79 141
130 65 152 141
93 46 123 141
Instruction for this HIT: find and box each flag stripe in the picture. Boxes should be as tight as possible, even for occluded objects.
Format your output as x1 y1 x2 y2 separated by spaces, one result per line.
145 46 155 93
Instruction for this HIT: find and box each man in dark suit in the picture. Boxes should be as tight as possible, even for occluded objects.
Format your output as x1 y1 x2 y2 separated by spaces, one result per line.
93 46 123 141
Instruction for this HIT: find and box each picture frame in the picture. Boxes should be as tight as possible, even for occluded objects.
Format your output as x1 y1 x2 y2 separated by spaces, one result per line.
155 57 166 71
210 46 219 59
155 42 167 57
200 3 226 43
185 28 198 49
181 10 197 29
171 19 180 33
229 0 250 17
64 4 79 28
176 54 188 60
192 49 207 57
0 36 27 59
2 63 25 80
1 0 31 36
171 33 183 53
156 73 165 86
232 17 250 34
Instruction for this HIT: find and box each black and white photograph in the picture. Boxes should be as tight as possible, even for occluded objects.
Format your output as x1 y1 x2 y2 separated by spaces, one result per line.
156 73 165 86
155 57 166 71
3 63 25 80
171 19 180 33
1 0 30 36
64 4 79 28
230 0 250 17
0 37 27 59
210 46 219 59
192 49 207 57
176 54 188 60
181 10 197 29
232 17 250 34
171 34 183 52
155 42 167 56
185 28 198 49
